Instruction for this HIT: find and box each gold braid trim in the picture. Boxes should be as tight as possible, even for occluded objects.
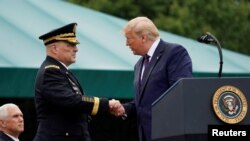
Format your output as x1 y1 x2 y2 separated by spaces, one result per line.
91 97 100 115
45 65 60 69
43 33 75 44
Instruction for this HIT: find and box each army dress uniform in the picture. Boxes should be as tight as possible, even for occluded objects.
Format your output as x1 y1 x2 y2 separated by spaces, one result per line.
33 23 110 141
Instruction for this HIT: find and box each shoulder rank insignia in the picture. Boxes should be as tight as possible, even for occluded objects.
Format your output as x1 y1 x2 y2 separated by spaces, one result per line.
45 65 60 69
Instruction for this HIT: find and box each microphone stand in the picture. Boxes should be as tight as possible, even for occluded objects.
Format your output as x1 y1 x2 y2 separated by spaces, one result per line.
198 32 223 77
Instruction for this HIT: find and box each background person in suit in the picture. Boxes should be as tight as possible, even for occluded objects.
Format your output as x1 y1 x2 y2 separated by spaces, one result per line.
0 103 24 141
33 23 121 141
110 16 193 141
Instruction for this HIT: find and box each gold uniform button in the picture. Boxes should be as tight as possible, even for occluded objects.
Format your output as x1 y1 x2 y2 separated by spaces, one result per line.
65 132 69 136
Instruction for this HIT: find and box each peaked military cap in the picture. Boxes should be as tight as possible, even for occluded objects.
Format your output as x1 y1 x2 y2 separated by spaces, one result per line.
39 23 79 45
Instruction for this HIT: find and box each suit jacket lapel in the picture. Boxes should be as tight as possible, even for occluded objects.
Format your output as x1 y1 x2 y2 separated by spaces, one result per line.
135 57 144 95
140 52 162 95
139 40 166 100
0 132 15 141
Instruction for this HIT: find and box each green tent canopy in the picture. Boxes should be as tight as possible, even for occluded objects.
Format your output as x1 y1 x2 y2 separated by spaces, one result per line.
1 0 250 98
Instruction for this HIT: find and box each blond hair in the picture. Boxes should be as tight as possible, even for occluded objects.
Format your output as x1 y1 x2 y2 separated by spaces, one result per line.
123 16 159 41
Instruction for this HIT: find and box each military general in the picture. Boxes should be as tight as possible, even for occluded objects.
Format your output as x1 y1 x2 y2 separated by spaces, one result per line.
33 23 121 141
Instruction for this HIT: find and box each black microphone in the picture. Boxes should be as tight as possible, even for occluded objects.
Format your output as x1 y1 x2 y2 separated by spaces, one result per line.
197 32 223 77
197 32 215 44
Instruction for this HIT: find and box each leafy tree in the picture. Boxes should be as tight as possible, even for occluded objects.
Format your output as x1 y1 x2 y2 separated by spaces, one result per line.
66 0 250 55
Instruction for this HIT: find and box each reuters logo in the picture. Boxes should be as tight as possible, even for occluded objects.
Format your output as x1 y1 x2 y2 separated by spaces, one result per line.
212 85 248 124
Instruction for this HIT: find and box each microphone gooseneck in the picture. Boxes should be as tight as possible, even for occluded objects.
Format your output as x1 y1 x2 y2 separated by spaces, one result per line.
197 32 223 77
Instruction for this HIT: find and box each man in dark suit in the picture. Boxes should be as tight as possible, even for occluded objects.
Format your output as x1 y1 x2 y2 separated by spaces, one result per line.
0 132 13 141
0 103 24 141
33 23 121 141
110 17 193 141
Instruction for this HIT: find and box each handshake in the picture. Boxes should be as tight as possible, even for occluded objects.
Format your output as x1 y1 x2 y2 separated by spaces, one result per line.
109 99 126 117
